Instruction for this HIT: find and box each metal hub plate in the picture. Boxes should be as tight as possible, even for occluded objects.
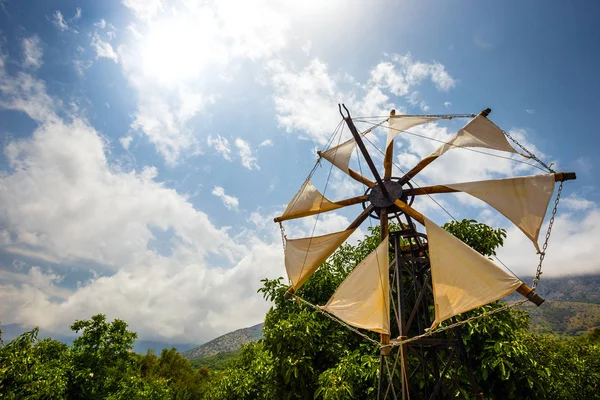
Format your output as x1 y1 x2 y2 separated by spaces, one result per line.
368 180 405 208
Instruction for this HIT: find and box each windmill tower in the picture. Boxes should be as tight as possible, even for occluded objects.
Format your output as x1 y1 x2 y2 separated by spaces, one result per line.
273 104 575 399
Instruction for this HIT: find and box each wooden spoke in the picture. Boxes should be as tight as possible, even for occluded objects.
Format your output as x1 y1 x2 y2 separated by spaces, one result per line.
405 172 577 197
273 195 369 223
392 199 425 226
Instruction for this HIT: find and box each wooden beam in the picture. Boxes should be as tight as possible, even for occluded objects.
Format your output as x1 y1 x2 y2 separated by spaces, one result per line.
273 195 369 223
380 207 391 356
383 110 395 180
393 199 425 226
516 283 545 306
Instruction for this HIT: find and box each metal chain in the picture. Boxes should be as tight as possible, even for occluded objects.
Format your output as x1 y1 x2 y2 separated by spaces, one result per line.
532 181 563 289
279 222 287 250
503 130 555 173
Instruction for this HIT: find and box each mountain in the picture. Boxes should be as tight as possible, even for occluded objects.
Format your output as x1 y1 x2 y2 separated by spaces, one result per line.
182 323 264 360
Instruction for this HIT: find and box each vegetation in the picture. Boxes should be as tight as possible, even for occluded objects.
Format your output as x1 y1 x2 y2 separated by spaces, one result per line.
0 315 211 399
1 219 599 399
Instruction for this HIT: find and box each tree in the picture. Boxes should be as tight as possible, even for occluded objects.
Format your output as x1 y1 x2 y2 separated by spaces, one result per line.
0 328 70 399
68 314 139 399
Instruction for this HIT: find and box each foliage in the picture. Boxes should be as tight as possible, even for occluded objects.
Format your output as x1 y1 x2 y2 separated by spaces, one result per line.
189 349 241 370
443 218 506 256
0 315 212 399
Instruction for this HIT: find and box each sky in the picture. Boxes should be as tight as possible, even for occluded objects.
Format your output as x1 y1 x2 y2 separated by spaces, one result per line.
0 0 599 344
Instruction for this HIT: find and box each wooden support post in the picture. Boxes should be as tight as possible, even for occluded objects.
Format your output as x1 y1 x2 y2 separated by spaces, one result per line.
380 207 391 356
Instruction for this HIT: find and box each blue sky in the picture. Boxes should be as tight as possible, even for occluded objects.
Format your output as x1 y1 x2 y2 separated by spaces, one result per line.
0 0 598 343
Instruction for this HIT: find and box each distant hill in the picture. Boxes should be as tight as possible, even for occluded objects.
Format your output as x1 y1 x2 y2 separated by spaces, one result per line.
182 323 263 360
524 301 600 336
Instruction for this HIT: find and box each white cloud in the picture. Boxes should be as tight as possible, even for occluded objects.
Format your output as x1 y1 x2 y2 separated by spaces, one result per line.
119 135 133 150
91 32 118 62
444 101 452 108
122 0 165 21
22 36 43 70
235 138 259 170
117 0 290 164
94 19 107 29
526 109 534 114
73 7 82 20
407 91 429 112
497 206 600 278
52 11 69 31
301 40 312 55
212 186 239 211
562 193 595 211
207 135 232 161
267 53 455 145
259 139 273 148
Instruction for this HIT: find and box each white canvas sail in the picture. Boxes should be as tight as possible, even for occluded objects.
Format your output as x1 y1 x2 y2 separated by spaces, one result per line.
445 174 555 251
280 180 342 221
285 229 356 291
387 115 441 150
321 237 390 334
428 115 524 158
424 218 523 329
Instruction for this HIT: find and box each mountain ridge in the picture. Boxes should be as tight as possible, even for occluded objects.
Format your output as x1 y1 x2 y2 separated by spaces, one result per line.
182 322 263 360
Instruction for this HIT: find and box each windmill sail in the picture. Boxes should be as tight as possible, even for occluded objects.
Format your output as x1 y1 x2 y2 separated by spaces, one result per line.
280 180 343 221
424 218 523 329
428 115 526 158
386 115 442 150
285 229 356 291
321 237 390 335
444 174 555 251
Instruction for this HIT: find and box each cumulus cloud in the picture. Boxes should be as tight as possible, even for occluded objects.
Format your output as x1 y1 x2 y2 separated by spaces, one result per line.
22 36 43 69
52 11 69 31
91 32 118 62
0 62 284 342
207 135 232 161
119 135 133 150
235 138 259 170
212 186 240 211
259 139 273 148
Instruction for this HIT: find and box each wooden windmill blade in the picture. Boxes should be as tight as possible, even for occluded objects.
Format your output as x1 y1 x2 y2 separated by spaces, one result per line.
398 109 531 183
404 173 576 250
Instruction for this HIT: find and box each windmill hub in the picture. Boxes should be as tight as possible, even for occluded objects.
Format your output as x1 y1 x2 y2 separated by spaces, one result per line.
367 179 408 209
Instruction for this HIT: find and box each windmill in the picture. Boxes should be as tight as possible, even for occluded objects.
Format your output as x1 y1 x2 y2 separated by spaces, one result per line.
273 104 576 399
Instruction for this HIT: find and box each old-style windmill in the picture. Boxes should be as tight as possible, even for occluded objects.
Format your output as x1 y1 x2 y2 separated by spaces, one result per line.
273 104 576 399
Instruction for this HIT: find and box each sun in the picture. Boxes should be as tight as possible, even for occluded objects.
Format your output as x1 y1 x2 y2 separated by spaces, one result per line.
139 14 224 85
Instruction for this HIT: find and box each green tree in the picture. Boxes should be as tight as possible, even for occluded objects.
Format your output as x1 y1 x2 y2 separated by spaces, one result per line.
0 328 70 399
68 314 138 399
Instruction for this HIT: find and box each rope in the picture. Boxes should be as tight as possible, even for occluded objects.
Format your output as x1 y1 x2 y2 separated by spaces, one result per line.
384 299 529 349
293 295 382 346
